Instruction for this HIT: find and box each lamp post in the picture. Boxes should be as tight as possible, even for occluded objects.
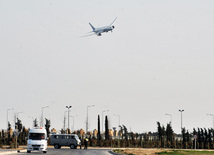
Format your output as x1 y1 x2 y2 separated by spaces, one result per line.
179 109 184 133
7 108 13 129
114 114 120 131
70 116 74 132
179 109 184 149
41 106 49 127
207 114 214 129
64 111 67 131
15 111 22 151
165 113 172 125
86 105 95 133
102 110 109 133
66 106 72 133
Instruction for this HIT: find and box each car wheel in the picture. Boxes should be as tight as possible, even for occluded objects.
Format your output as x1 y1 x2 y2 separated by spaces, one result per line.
70 144 76 149
27 150 31 153
54 144 61 149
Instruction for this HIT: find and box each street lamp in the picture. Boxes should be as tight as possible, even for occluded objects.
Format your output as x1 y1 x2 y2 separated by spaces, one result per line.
179 109 184 149
70 116 74 132
102 110 109 133
179 109 184 134
114 114 120 132
64 111 67 131
66 106 72 133
207 114 214 129
86 105 95 133
7 108 13 129
41 106 49 127
165 113 172 125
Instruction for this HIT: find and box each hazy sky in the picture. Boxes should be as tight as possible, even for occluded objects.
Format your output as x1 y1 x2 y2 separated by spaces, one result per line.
1 0 214 134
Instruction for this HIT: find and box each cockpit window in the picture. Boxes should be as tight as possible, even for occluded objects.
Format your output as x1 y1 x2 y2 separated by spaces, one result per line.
29 133 45 140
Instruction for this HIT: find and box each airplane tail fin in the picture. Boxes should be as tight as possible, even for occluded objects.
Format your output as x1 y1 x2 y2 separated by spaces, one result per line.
89 23 95 31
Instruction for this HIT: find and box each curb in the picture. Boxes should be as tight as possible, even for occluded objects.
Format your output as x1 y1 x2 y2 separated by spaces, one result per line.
0 149 27 154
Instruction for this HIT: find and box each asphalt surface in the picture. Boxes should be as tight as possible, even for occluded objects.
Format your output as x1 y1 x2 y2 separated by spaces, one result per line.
0 148 116 155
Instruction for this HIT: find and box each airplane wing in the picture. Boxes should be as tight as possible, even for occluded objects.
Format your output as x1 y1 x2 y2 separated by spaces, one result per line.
109 17 117 26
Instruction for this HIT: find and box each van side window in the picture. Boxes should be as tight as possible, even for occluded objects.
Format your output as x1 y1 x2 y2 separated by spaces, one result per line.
71 136 75 139
54 135 59 139
62 136 66 139
66 136 70 139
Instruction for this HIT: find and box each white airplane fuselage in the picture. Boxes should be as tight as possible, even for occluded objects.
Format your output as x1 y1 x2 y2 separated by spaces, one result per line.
93 26 115 36
89 18 116 36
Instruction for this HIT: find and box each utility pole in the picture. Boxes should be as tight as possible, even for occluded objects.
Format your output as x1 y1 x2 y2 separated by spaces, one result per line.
86 105 95 134
70 116 74 132
66 106 72 133
7 108 13 129
64 111 67 131
114 114 120 132
41 106 49 127
179 109 184 149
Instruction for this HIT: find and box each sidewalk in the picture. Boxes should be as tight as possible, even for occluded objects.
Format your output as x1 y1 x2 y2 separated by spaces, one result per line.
0 146 27 154
0 149 27 154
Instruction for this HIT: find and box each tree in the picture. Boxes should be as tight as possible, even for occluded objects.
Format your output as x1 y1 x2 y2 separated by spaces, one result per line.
123 125 128 141
60 128 65 134
157 122 163 146
208 128 213 149
182 128 186 148
33 118 38 127
105 116 109 140
166 123 173 146
204 128 208 149
119 125 123 139
16 118 22 132
97 115 101 144
161 125 165 148
45 118 51 137
193 128 197 149
7 122 11 131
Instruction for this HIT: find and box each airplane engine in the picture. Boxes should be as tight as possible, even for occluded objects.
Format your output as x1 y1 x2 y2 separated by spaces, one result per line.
112 26 115 29
97 33 101 36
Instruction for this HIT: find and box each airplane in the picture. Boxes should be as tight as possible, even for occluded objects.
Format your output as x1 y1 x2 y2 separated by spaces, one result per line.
88 17 117 36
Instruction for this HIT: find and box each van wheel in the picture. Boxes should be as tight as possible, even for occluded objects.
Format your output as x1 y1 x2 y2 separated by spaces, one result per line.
27 150 31 153
43 151 47 153
70 144 76 149
54 144 61 149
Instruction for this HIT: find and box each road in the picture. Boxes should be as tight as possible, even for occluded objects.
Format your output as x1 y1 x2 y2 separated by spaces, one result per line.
10 148 115 155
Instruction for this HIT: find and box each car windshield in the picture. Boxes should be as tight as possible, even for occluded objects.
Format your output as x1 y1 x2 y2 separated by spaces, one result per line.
29 133 45 140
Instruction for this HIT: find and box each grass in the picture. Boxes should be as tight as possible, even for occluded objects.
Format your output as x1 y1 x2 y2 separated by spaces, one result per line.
157 150 214 154
113 149 134 155
113 149 214 155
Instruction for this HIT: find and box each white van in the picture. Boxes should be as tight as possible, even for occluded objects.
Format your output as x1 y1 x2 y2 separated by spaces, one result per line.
27 127 48 153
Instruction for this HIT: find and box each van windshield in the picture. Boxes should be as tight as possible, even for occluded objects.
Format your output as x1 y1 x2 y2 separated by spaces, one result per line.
29 133 45 140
